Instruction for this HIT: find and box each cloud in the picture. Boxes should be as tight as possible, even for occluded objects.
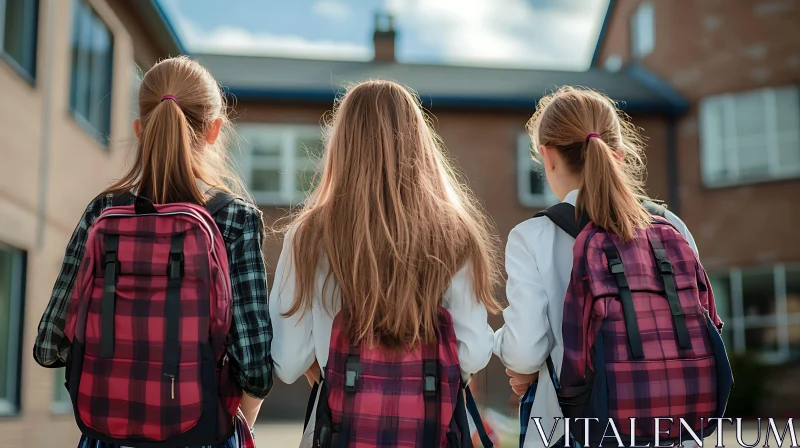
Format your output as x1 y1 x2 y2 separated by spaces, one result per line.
384 0 606 70
173 14 370 60
313 0 352 21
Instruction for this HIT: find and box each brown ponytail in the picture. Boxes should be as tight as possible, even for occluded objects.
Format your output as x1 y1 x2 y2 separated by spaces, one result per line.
105 56 248 205
527 86 651 242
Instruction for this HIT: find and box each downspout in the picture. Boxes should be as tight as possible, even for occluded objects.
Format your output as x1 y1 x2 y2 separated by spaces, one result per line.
666 113 680 215
36 0 57 250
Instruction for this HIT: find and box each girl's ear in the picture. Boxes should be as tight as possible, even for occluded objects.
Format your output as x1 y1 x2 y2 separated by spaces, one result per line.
539 145 555 172
205 117 224 144
133 119 142 139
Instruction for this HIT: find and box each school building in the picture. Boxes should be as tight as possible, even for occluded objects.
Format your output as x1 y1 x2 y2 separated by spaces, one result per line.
0 0 181 445
0 1 796 445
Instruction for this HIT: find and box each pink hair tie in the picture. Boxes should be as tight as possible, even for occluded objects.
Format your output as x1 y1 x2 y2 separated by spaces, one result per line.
585 133 601 143
160 95 178 104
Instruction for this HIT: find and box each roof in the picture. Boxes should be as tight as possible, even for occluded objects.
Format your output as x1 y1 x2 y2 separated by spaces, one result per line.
126 0 186 56
193 53 686 114
591 0 616 68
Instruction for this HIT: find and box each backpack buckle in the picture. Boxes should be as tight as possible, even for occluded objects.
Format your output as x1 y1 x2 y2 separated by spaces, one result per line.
345 355 361 393
167 253 184 279
608 260 624 275
423 360 437 398
103 252 119 277
658 260 673 274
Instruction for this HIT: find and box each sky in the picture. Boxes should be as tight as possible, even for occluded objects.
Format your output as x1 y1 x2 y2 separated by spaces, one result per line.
157 0 610 71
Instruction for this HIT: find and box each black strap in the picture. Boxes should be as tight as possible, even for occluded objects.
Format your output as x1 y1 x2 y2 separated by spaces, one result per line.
163 234 185 380
204 190 236 216
338 347 361 448
134 196 158 214
533 203 588 240
647 233 692 350
422 349 439 448
111 191 135 207
465 385 494 447
603 247 645 359
535 200 667 240
98 234 119 358
304 381 320 431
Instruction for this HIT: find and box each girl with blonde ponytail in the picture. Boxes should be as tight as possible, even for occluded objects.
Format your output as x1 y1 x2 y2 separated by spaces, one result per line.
494 86 702 447
35 56 271 448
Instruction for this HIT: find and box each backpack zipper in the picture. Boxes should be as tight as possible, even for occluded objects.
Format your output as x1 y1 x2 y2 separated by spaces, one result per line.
96 210 217 254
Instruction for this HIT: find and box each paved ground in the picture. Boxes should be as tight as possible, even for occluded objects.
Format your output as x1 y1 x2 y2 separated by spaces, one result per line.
253 419 772 448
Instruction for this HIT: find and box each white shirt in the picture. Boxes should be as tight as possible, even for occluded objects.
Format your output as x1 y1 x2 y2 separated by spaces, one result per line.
269 229 496 384
493 189 698 448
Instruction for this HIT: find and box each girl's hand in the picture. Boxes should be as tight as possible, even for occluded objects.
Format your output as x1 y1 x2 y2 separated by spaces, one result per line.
506 368 538 396
304 360 321 387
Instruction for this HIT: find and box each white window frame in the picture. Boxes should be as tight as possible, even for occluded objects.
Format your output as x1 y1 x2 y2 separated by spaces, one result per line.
237 124 323 206
0 243 24 416
630 2 655 59
700 85 800 187
517 133 558 208
713 263 800 365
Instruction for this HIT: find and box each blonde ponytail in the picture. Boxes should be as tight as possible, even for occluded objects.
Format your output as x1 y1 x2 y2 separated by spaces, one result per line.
105 56 249 205
579 136 650 242
527 86 651 242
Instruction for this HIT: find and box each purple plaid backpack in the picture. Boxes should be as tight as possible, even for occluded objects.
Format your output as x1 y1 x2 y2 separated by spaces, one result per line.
535 201 733 447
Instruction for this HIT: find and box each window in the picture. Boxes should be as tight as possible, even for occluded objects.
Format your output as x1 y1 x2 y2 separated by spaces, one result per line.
517 133 558 208
700 86 800 186
0 0 38 81
710 264 800 364
237 124 324 205
69 0 113 146
0 243 25 415
630 2 655 59
52 367 71 414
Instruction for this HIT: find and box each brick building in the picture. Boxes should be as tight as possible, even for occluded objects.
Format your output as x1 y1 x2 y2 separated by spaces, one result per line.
192 15 694 417
0 0 179 445
593 0 799 416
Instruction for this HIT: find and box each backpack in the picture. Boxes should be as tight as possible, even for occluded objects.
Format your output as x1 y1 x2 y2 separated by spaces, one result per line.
307 308 495 448
63 191 242 447
534 201 733 447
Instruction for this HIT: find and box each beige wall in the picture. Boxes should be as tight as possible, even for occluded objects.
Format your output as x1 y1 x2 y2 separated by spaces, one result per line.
0 0 158 445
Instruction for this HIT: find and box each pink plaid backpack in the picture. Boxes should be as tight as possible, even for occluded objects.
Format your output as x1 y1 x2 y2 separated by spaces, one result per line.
535 201 733 446
307 308 494 448
64 192 243 447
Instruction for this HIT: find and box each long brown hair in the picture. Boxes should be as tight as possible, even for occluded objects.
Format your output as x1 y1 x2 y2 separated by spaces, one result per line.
283 80 501 348
527 86 651 242
105 56 247 204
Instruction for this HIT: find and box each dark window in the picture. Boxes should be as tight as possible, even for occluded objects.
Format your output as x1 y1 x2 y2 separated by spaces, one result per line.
1 0 39 81
69 0 113 147
0 243 25 415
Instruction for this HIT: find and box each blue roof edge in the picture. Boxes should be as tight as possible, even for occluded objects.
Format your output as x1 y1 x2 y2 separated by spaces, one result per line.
224 86 683 114
625 63 688 114
590 0 615 67
151 0 188 55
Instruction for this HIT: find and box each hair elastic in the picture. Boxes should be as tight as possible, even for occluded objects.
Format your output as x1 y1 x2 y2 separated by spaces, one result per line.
585 133 601 143
160 94 178 104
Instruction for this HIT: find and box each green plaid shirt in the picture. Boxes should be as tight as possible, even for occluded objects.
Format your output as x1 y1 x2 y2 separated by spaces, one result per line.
33 193 273 398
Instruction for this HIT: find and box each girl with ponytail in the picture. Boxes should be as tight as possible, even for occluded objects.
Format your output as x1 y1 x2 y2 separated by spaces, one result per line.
35 56 271 448
494 86 700 447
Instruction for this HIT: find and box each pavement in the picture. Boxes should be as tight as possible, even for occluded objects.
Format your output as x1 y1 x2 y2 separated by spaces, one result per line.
252 419 776 448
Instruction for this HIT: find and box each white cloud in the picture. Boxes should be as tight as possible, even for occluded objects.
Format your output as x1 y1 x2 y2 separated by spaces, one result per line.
384 0 606 70
174 15 370 60
313 0 352 21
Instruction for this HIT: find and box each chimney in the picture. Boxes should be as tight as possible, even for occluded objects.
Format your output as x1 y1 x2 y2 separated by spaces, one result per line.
373 12 396 63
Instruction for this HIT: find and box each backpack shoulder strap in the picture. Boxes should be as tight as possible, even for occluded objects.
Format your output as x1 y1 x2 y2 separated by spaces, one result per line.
111 191 135 207
465 385 494 447
533 202 589 240
204 190 237 216
642 199 667 218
